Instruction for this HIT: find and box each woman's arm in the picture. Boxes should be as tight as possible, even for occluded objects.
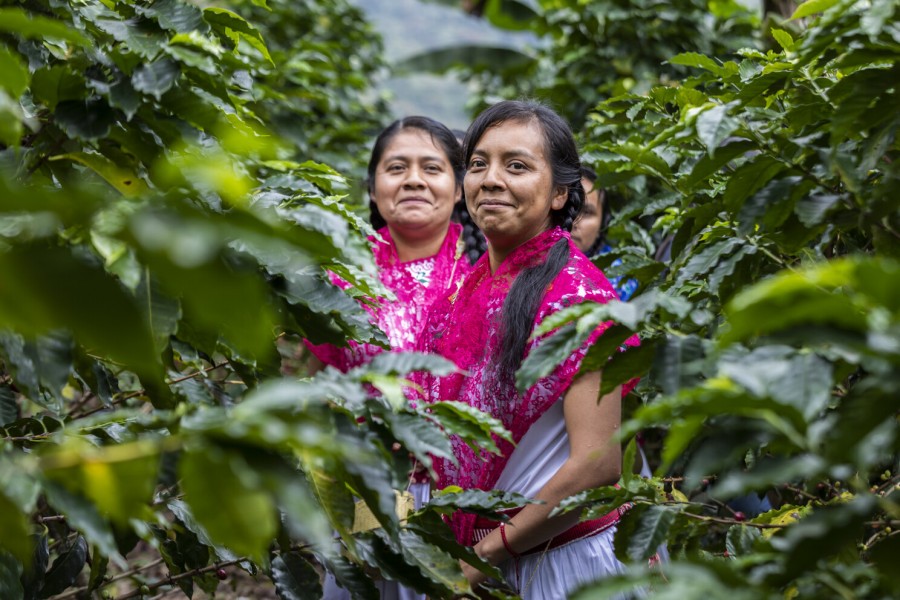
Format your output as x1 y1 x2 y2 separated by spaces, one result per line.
462 370 622 585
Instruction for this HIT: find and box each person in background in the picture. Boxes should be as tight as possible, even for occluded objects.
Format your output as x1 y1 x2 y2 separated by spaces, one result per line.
310 116 478 600
571 166 638 301
418 100 639 599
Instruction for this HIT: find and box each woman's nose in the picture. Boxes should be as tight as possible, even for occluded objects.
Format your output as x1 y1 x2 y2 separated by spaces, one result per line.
480 163 504 190
403 165 426 188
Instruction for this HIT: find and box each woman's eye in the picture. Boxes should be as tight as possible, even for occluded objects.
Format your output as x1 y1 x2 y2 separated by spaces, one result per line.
425 164 442 173
469 159 485 169
509 162 526 171
387 164 404 172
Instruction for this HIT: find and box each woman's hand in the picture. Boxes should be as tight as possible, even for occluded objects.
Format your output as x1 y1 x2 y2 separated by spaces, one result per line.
460 557 489 587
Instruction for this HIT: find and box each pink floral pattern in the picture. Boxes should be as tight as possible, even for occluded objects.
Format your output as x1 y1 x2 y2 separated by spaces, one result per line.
307 222 470 371
417 227 639 544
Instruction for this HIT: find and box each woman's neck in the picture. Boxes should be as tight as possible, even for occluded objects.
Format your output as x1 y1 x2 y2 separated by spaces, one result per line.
388 222 450 262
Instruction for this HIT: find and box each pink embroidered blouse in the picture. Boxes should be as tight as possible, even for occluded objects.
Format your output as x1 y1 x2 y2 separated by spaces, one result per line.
307 222 470 371
417 226 639 543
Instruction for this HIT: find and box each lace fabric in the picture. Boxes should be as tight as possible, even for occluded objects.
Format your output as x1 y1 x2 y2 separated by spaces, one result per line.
417 226 640 544
307 222 470 370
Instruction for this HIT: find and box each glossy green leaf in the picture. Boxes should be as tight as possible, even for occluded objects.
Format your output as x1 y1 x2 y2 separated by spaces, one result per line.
0 8 90 46
771 29 795 51
203 8 273 65
131 58 180 99
49 152 147 197
791 0 841 20
625 505 675 562
696 104 739 157
270 552 321 600
39 536 87 597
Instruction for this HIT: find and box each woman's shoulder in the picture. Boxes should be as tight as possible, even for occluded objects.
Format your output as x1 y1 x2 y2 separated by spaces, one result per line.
544 242 619 307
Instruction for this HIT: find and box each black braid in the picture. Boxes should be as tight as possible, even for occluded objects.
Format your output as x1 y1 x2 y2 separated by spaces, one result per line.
497 238 571 383
453 200 487 264
369 199 387 231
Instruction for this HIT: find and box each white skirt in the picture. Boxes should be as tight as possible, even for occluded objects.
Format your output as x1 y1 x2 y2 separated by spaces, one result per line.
493 401 627 599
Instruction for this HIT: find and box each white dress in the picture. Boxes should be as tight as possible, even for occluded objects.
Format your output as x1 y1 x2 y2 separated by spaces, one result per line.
492 400 627 599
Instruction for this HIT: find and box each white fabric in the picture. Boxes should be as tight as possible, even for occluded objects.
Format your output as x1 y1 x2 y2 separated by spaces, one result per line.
493 401 627 599
321 482 431 600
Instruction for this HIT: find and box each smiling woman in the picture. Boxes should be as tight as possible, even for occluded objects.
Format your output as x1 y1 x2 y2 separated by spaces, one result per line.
417 101 640 599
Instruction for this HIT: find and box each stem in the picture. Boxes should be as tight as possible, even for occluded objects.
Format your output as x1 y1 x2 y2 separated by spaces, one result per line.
48 558 166 600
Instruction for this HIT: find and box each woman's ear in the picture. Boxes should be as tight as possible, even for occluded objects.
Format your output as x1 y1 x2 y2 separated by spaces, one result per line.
550 185 568 211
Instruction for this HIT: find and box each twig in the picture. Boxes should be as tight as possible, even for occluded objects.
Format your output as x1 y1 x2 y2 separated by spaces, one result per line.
48 558 166 600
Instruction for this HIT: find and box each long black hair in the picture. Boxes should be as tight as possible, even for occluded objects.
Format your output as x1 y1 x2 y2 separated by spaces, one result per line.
366 116 484 264
580 165 614 257
463 100 585 382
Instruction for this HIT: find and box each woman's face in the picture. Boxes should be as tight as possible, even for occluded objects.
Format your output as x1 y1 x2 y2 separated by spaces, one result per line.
464 119 567 253
371 129 459 237
571 177 603 253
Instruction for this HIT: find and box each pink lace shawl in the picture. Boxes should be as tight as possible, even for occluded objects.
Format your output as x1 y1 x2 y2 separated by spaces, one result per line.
307 222 470 371
417 226 639 544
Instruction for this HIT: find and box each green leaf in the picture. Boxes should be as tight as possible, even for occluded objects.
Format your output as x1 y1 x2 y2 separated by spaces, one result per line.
696 104 739 157
483 0 540 31
39 536 87 597
649 335 705 395
0 90 23 147
49 152 147 197
203 8 273 65
0 8 90 47
0 46 29 98
0 245 160 375
131 58 180 100
600 341 656 396
359 351 457 378
771 28 795 51
0 492 31 563
790 0 840 20
723 257 883 344
423 401 513 454
166 500 239 563
626 505 675 562
0 551 24 600
396 530 468 595
669 52 729 76
424 488 539 519
180 446 277 564
270 552 321 600
380 411 456 474
0 385 16 427
41 440 160 526
55 99 115 141
137 0 207 34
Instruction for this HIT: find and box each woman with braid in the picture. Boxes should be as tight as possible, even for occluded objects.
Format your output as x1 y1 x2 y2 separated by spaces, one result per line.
310 116 480 600
418 101 638 598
